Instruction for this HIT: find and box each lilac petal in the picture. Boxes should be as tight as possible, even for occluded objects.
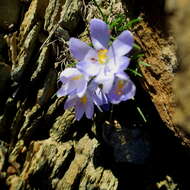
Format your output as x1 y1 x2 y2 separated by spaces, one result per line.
69 38 93 61
60 68 80 78
108 56 130 73
90 19 110 50
117 56 130 71
58 68 88 97
88 80 98 91
75 103 85 120
59 75 68 83
69 82 80 93
59 70 70 83
88 81 107 106
77 79 87 97
93 87 108 105
109 30 134 57
108 78 136 104
93 94 102 106
64 95 77 109
56 83 71 97
77 61 101 76
108 89 121 104
98 92 108 105
61 81 77 96
85 101 94 119
84 48 98 62
122 80 136 101
57 86 66 97
102 76 114 93
95 72 115 93
116 72 128 80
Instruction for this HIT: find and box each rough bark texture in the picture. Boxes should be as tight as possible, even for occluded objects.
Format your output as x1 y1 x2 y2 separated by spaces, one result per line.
0 0 190 190
133 17 176 134
125 0 190 146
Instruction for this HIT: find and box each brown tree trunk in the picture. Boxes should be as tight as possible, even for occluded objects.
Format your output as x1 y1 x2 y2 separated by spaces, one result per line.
0 0 190 190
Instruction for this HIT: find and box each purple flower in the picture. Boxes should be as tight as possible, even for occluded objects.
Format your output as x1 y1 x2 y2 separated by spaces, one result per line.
64 91 94 120
63 81 109 120
108 75 136 104
69 19 133 93
69 19 134 78
57 68 89 98
88 81 108 106
56 18 136 121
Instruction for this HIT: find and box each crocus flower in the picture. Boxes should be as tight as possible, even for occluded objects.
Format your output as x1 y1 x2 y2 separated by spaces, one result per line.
107 75 136 104
69 19 133 72
57 68 89 98
64 91 94 120
69 18 134 93
57 18 136 121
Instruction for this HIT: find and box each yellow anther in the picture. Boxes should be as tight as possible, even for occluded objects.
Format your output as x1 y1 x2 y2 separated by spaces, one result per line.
71 75 82 80
97 49 108 64
115 80 125 95
80 95 87 104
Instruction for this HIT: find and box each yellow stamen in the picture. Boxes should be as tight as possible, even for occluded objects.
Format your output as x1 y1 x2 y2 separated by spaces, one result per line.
115 80 125 95
97 49 108 64
80 95 87 104
71 75 82 80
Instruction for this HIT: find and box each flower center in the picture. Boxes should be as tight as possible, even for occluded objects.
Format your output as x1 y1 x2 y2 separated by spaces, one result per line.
71 75 82 80
115 80 125 95
80 95 87 104
97 49 108 64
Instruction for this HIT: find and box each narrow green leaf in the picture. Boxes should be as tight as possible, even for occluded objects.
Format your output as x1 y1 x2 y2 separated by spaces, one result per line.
138 61 151 67
126 17 142 28
127 68 143 77
133 43 141 50
137 107 147 123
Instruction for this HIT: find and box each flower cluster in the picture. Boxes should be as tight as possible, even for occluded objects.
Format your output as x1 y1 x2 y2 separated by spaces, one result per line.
57 19 136 120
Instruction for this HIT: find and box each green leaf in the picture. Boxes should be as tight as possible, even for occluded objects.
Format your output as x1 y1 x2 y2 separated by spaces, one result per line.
138 61 151 67
131 53 144 60
133 43 141 50
127 68 143 77
137 106 147 123
125 17 142 29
